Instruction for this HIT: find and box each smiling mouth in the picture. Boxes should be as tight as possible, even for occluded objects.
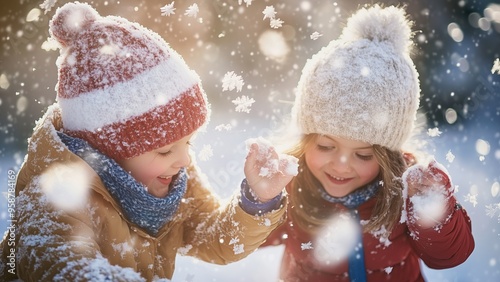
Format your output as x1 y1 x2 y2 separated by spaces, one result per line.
331 175 346 181
326 173 351 184
157 176 173 185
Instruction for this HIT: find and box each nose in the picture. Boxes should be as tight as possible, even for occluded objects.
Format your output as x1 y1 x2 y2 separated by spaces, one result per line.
331 153 352 173
173 147 191 168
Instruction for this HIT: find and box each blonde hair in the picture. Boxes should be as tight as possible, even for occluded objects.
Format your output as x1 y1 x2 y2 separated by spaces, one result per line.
286 134 409 234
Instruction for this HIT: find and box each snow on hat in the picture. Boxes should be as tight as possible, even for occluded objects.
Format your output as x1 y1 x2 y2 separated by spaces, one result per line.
293 5 420 150
49 2 209 160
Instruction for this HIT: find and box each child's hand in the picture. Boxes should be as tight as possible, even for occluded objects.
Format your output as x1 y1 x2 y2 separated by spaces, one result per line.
244 138 298 202
403 158 452 198
402 158 454 227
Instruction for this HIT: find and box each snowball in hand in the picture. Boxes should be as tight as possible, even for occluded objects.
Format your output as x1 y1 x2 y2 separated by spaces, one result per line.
401 159 453 226
245 137 298 177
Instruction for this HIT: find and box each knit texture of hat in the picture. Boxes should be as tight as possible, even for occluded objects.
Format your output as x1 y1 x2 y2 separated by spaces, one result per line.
293 5 420 150
49 2 209 160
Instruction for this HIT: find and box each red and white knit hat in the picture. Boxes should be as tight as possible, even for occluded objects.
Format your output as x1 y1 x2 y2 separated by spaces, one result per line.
49 2 209 160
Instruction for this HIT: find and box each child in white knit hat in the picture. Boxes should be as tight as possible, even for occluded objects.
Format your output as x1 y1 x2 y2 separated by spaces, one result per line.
0 2 296 281
261 5 474 282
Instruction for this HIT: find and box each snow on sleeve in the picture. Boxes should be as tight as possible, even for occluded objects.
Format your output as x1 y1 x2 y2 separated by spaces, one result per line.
160 2 176 17
229 237 245 255
55 256 145 282
245 136 298 177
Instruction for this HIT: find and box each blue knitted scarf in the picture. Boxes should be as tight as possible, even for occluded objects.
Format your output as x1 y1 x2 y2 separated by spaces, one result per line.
58 132 187 237
318 181 379 209
318 181 379 282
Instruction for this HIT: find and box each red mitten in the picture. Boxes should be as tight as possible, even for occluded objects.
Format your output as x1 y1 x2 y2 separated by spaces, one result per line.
402 158 455 228
403 158 452 198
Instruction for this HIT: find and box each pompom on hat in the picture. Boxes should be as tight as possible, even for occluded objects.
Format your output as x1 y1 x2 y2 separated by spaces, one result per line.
49 2 209 160
293 5 420 150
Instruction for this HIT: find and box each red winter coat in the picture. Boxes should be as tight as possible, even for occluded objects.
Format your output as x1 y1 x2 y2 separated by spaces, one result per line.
262 184 474 282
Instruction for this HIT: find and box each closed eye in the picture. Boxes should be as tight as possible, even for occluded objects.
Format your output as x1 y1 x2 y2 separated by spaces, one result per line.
158 151 172 157
356 154 373 161
317 145 334 151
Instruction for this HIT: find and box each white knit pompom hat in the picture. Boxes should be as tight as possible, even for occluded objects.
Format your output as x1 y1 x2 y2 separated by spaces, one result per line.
293 5 420 150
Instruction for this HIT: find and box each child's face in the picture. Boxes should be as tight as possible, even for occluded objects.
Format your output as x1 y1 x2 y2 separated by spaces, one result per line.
304 134 380 197
116 133 194 198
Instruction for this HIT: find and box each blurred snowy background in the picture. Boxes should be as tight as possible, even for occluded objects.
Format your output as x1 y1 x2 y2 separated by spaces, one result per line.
1 0 499 281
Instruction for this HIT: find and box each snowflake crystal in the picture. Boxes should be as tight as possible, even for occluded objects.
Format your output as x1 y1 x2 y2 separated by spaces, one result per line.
262 6 277 20
185 4 199 18
232 96 255 113
301 241 313 250
427 127 442 137
492 58 500 75
222 71 244 92
270 18 284 29
310 32 323 40
160 2 176 16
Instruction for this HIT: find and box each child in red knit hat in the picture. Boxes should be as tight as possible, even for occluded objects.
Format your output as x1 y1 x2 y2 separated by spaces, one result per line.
0 2 296 281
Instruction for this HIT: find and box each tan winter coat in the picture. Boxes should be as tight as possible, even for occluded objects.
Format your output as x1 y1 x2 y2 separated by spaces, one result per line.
0 105 286 281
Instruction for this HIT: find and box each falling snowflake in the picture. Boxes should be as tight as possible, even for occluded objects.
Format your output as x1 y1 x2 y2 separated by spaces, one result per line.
232 96 255 113
427 127 442 137
445 150 455 163
301 241 313 250
492 58 500 74
197 144 213 161
160 2 176 16
215 124 232 131
238 0 253 7
310 31 323 40
40 0 58 13
464 193 478 207
270 18 284 29
384 267 394 274
222 71 244 92
185 4 199 18
262 6 277 20
485 203 500 222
